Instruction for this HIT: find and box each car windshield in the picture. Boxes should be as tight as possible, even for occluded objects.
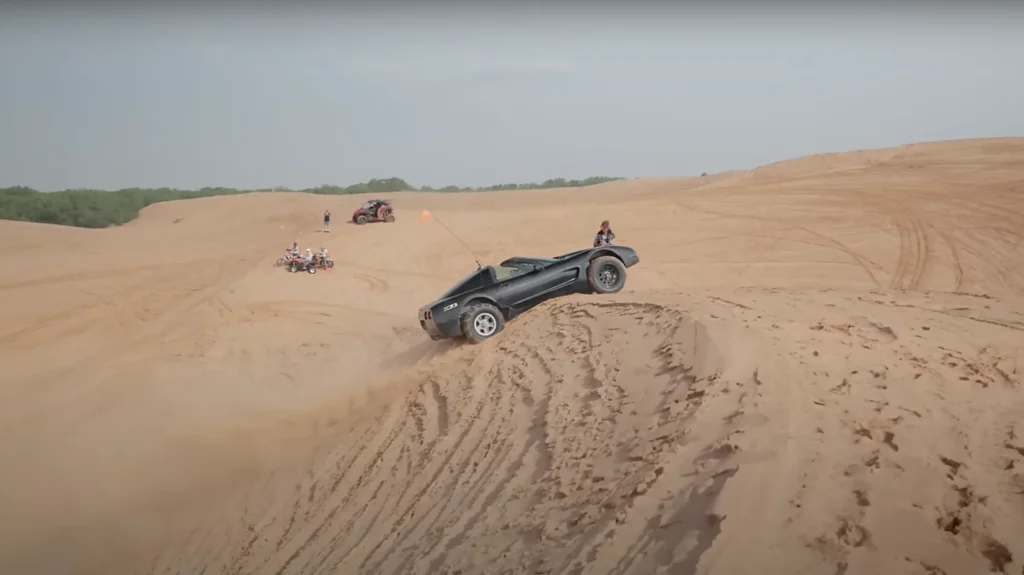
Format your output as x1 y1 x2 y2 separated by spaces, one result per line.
494 262 541 281
439 267 494 298
438 258 549 299
360 201 375 209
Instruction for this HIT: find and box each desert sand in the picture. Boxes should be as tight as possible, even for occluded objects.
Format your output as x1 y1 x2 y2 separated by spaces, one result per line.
1 138 1023 575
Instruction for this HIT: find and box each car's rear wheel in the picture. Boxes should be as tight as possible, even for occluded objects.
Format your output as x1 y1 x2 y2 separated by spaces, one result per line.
587 255 627 294
384 211 395 223
460 303 505 343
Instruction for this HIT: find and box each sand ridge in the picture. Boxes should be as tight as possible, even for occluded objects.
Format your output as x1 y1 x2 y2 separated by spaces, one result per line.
1 137 1023 575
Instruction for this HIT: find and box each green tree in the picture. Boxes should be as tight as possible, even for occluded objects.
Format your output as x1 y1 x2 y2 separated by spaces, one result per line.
0 175 623 229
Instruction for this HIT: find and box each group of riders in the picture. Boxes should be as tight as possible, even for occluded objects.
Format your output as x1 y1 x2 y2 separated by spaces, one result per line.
283 242 331 269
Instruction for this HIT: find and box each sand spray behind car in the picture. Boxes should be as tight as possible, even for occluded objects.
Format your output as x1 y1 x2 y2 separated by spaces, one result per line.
418 209 483 271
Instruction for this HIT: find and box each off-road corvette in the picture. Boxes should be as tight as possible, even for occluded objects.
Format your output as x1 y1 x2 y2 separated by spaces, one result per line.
419 245 640 343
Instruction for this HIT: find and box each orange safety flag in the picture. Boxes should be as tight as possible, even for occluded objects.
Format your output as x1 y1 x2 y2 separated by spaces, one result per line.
418 209 432 222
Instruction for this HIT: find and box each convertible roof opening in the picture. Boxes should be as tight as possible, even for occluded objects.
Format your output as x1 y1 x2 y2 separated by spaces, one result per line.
554 249 590 261
440 267 497 299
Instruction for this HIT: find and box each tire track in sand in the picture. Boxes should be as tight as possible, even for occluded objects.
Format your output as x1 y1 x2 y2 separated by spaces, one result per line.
887 209 930 291
351 272 390 294
148 300 750 575
668 194 887 288
143 288 1024 575
932 225 965 292
875 188 1024 294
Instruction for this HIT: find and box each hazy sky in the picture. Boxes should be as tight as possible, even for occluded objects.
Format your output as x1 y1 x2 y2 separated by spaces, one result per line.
1 2 1022 191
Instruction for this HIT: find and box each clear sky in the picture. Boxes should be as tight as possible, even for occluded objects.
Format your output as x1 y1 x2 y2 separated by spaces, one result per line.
1 2 1022 191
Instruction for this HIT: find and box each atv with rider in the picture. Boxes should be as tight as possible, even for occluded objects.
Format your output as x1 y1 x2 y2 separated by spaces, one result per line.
352 199 396 225
289 258 318 274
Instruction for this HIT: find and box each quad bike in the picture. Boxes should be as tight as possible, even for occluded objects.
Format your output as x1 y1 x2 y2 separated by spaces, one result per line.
352 199 396 225
289 259 318 274
313 255 335 269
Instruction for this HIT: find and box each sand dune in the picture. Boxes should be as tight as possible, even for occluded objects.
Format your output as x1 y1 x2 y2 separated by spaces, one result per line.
1 138 1023 575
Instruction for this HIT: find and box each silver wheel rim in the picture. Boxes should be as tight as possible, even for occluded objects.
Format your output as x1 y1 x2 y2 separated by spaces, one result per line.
598 265 620 289
473 312 498 337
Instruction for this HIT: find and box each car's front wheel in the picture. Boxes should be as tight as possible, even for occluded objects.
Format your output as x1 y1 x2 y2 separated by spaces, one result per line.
587 255 627 294
460 303 505 343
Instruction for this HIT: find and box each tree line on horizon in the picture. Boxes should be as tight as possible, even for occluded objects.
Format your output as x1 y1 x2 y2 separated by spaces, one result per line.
0 176 622 229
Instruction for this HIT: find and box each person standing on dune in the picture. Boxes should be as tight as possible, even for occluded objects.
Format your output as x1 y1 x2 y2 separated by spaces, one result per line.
593 220 616 247
323 209 331 233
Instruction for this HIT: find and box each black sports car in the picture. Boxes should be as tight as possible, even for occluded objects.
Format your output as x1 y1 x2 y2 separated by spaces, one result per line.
418 245 640 343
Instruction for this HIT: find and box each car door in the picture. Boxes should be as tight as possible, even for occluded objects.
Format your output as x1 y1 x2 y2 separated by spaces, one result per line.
496 263 577 310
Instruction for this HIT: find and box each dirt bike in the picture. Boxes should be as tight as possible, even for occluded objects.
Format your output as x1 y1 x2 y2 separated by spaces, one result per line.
289 258 318 274
276 251 300 267
313 255 335 269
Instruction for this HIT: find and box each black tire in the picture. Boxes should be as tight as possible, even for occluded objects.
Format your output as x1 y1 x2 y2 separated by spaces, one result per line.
326 260 334 268
587 256 627 294
307 265 317 274
459 303 505 344
384 210 395 223
355 214 368 225
289 261 298 273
